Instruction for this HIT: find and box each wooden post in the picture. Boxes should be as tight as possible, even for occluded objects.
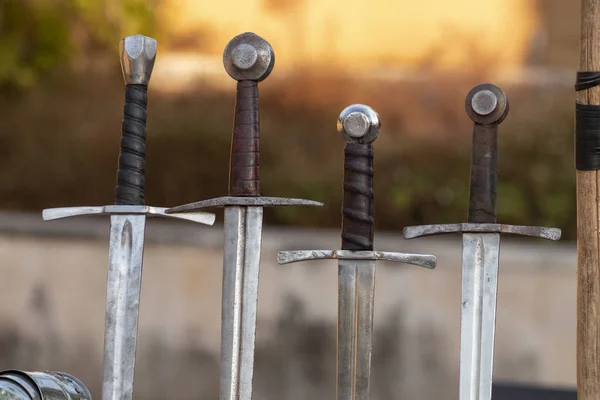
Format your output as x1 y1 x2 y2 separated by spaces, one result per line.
578 0 600 398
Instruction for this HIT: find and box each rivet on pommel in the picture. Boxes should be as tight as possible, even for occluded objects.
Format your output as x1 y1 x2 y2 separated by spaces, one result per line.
471 90 498 116
337 104 381 144
231 43 258 70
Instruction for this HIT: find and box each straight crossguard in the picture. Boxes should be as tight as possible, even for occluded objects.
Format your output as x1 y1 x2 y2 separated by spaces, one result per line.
165 32 323 400
276 105 437 400
403 84 562 400
41 35 216 400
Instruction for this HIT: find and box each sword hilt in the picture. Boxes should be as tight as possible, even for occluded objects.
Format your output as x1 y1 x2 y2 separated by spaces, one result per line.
223 32 275 197
115 34 157 206
338 105 380 251
465 83 509 223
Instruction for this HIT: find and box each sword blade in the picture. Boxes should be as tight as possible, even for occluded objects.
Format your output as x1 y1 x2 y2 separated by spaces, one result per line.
337 259 376 400
103 214 147 400
221 206 263 400
459 233 501 400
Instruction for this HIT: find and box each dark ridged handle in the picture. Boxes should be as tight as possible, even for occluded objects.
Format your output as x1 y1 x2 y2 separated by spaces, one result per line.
464 83 509 224
341 143 375 251
229 80 260 196
115 84 147 205
467 123 498 223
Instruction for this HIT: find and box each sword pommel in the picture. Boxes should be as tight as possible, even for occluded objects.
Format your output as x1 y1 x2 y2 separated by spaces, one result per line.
337 104 380 144
465 83 509 224
338 104 379 251
120 34 157 86
115 35 158 205
223 32 274 82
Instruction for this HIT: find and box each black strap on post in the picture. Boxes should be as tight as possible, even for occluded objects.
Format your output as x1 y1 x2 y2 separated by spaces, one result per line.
575 72 600 171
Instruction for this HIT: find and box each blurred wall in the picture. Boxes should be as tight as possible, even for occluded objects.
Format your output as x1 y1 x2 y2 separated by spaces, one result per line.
156 0 539 70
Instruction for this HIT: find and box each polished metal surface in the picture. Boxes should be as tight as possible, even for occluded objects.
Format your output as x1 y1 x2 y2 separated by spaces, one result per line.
0 370 92 400
337 104 380 144
277 250 436 268
220 207 263 400
223 32 274 82
42 205 215 225
459 233 500 400
120 35 157 85
470 90 498 116
166 196 323 213
101 214 146 400
337 259 376 400
276 248 436 400
402 223 561 241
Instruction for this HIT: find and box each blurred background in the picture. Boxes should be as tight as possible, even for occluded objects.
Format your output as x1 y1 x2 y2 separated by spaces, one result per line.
0 0 579 399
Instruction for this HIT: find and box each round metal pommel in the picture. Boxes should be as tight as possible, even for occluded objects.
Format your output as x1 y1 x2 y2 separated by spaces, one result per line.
120 34 157 85
223 32 274 82
337 104 380 144
465 83 509 125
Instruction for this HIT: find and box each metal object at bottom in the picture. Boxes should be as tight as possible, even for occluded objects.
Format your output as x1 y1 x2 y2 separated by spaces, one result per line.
0 370 91 400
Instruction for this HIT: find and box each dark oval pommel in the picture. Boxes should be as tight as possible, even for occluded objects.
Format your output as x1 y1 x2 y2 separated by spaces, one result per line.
337 104 380 144
223 32 275 82
465 83 509 125
120 34 157 85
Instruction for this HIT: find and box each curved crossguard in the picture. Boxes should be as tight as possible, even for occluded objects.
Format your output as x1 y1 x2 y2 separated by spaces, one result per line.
164 33 322 400
403 84 561 400
277 105 436 400
42 35 215 400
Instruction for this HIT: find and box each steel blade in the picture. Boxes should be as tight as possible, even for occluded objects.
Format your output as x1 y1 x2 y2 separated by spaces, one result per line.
459 233 501 400
337 258 376 400
221 206 263 400
102 214 147 400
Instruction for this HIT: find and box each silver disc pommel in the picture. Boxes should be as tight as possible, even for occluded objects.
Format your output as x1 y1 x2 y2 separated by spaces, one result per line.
223 32 274 82
120 34 157 86
0 370 92 400
465 83 509 126
337 104 380 144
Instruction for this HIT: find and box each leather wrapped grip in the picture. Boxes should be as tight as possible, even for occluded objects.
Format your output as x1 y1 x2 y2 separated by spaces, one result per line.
468 123 498 223
229 80 260 196
341 143 375 251
115 84 147 205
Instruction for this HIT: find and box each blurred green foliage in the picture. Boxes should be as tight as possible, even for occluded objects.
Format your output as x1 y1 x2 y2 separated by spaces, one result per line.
0 0 155 91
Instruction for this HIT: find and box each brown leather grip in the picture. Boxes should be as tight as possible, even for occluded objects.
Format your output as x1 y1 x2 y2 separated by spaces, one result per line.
229 80 260 196
341 143 375 251
468 123 498 223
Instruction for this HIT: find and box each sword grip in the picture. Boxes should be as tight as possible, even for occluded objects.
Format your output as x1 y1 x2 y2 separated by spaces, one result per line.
115 84 147 205
229 80 260 196
341 143 375 251
465 83 508 224
468 123 498 223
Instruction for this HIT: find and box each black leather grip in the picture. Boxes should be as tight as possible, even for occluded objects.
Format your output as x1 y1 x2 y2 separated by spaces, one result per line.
341 143 375 251
468 123 498 223
229 80 260 196
114 84 147 206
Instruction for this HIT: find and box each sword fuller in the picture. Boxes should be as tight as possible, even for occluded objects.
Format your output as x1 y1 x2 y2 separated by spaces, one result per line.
221 206 263 400
337 259 376 400
103 214 147 400
459 233 500 400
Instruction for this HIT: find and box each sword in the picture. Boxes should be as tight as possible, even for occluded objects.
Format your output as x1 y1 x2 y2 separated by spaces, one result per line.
402 83 562 400
165 32 323 400
276 104 437 400
41 35 216 400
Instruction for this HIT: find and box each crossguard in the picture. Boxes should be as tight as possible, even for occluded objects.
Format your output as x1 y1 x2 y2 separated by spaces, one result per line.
43 205 216 225
166 196 323 213
277 250 436 269
403 223 561 241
